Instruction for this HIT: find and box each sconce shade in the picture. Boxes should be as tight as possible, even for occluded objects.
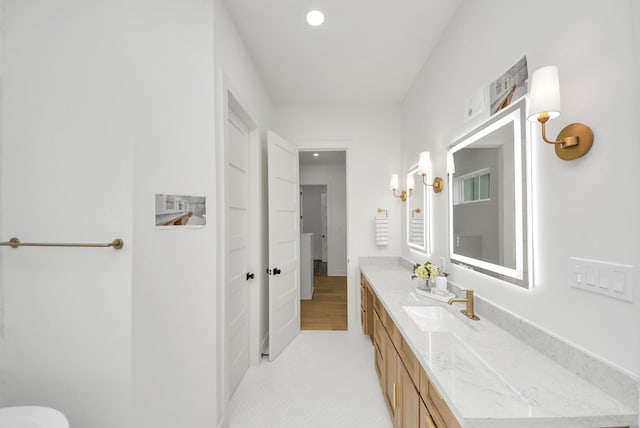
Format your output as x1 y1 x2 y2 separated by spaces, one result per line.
418 152 431 175
390 174 399 190
447 152 455 175
528 65 561 121
406 173 415 191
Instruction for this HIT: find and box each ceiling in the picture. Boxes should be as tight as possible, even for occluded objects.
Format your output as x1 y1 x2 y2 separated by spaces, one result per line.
222 0 462 105
299 150 345 165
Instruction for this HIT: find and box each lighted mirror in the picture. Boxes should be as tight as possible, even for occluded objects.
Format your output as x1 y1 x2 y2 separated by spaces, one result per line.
448 99 531 288
407 166 430 253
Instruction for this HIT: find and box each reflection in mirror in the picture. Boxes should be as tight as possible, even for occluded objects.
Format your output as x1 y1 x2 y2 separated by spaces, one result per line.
448 99 531 288
407 166 429 253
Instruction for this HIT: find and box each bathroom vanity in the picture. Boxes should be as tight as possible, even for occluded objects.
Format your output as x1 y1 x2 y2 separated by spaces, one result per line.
360 261 637 428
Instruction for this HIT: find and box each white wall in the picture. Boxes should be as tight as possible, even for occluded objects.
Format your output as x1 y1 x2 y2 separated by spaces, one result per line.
0 0 6 407
130 1 217 427
401 0 640 378
1 1 133 426
300 162 347 275
2 1 219 427
272 104 403 329
300 185 325 259
213 0 273 424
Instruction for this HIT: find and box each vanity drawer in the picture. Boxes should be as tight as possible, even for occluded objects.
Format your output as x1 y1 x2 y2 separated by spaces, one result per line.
373 290 383 316
373 311 384 351
374 338 384 387
397 336 420 386
427 378 461 428
420 398 438 428
384 311 402 349
360 277 368 306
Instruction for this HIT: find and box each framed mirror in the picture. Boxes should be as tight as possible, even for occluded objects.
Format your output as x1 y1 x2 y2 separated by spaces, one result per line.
407 166 430 254
447 98 531 288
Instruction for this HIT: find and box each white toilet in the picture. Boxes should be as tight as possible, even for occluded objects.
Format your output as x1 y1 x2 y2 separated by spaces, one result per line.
0 406 69 428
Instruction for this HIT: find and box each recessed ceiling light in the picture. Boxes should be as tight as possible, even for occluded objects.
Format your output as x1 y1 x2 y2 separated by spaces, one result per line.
306 10 325 27
313 153 319 157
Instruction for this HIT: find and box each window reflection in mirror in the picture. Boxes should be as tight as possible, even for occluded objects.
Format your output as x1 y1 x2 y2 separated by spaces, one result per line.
407 166 429 254
448 99 531 288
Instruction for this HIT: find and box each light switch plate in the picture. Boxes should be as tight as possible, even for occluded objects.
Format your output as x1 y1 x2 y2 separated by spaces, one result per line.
570 257 633 302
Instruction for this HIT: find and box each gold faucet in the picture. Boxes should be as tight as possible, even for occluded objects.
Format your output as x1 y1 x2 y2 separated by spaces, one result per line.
448 289 480 320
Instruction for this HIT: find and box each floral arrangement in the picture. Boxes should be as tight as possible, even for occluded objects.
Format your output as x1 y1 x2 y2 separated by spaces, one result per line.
411 261 440 281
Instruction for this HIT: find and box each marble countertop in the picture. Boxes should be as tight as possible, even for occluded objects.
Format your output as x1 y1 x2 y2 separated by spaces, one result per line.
360 262 637 428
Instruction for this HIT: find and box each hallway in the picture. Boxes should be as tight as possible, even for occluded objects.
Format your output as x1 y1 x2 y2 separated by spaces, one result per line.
301 276 348 331
227 331 392 428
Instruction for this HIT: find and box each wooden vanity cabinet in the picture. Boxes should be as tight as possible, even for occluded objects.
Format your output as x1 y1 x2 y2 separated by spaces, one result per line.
420 399 438 428
420 370 461 428
363 272 461 428
373 311 385 386
383 328 399 419
360 274 374 337
397 358 420 428
380 312 420 428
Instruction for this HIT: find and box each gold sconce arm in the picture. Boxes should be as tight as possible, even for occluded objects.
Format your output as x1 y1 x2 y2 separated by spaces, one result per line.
420 174 444 193
392 189 409 201
536 112 594 160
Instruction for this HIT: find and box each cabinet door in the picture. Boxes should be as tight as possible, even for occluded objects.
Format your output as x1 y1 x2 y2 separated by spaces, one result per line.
420 399 437 428
398 361 420 428
383 329 399 421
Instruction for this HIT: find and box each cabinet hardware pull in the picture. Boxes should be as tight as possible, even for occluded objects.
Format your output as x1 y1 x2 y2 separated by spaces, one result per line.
246 272 255 280
426 415 437 428
393 383 398 409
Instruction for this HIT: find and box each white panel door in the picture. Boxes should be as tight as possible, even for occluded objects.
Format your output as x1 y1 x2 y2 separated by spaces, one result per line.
226 110 252 395
267 131 300 361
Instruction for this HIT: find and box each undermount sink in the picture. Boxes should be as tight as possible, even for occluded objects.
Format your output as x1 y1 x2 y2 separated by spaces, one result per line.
401 305 474 334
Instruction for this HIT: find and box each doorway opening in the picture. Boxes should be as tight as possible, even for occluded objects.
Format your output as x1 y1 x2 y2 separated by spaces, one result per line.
298 150 347 331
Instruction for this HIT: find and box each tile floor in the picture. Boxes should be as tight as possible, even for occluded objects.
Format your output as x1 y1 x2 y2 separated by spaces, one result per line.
227 331 393 428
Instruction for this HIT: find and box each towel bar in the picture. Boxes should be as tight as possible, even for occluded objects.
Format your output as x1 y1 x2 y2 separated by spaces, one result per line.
0 237 124 250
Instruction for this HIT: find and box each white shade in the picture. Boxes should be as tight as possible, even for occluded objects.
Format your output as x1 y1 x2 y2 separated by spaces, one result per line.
418 151 431 175
390 174 399 190
528 65 561 121
406 173 415 191
447 152 456 175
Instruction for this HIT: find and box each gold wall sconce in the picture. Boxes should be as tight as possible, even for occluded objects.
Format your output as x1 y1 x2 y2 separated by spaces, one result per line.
418 152 444 193
528 65 594 161
390 173 413 202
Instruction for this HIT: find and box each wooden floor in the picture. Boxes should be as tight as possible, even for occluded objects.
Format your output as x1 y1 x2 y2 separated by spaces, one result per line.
301 276 348 331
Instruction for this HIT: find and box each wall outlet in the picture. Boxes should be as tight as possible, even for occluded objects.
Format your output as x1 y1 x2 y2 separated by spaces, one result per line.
570 257 633 303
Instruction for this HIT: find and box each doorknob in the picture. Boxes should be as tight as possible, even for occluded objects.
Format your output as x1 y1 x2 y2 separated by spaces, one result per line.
273 268 281 275
246 272 255 281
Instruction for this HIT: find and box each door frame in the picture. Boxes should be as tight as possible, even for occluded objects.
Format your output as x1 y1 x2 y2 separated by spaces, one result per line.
216 76 262 422
297 144 353 328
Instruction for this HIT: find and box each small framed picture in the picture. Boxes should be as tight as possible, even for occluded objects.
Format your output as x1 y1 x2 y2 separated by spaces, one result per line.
155 194 206 229
489 55 529 115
